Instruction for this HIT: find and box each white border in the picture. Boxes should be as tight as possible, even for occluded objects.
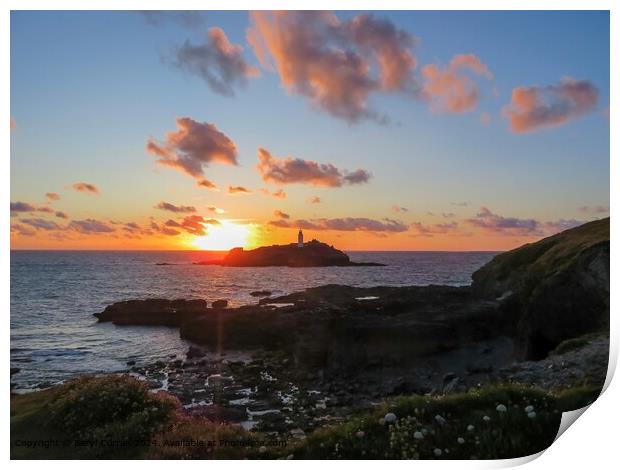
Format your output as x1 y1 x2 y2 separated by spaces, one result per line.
4 1 616 468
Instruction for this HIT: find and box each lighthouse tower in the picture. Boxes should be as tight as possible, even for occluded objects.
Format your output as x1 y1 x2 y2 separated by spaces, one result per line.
297 229 304 248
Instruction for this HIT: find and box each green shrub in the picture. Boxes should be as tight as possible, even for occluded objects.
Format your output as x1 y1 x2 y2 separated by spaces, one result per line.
46 375 179 442
550 332 603 356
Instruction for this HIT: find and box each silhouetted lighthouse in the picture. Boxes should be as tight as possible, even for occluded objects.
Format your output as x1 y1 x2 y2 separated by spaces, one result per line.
297 229 304 248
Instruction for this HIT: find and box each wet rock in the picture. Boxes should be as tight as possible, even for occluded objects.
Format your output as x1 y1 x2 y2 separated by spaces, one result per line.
187 345 207 359
250 290 272 297
94 298 207 326
10 367 20 376
189 404 247 423
126 360 136 366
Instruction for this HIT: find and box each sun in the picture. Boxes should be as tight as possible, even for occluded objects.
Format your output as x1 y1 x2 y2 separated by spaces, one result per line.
192 220 252 251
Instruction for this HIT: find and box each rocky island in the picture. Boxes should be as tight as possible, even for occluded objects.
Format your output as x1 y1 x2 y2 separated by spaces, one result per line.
194 236 385 267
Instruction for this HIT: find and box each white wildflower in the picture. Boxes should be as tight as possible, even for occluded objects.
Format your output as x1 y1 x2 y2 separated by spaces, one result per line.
413 431 424 440
525 405 534 413
384 412 397 424
287 454 294 460
483 415 491 422
496 404 507 413
435 414 446 424
527 411 537 419
433 448 442 457
356 430 365 438
457 437 465 445
259 446 267 453
467 424 475 432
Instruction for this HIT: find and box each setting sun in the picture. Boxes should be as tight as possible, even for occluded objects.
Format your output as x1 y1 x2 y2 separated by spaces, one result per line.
192 220 252 251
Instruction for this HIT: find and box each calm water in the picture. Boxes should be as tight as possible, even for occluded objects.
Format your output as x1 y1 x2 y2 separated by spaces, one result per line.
10 250 497 391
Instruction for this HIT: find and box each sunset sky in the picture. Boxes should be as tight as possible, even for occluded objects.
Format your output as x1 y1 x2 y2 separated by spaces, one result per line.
10 10 610 251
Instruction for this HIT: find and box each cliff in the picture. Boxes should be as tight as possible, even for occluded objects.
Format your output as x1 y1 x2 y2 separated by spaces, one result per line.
472 217 610 359
195 239 385 267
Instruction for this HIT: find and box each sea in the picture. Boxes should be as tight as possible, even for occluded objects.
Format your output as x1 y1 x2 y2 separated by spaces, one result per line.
10 250 498 392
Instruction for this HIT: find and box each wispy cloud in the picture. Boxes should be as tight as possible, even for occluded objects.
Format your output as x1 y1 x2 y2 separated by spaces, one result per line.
257 147 371 187
274 210 290 219
45 192 61 201
410 221 459 237
269 217 408 232
228 185 252 195
173 27 260 96
578 205 609 214
72 182 99 195
155 201 196 213
68 219 114 233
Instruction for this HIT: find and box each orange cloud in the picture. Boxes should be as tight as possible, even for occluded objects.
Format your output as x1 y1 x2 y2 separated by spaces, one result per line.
269 217 408 232
228 185 252 195
173 27 260 96
422 54 493 113
147 117 238 181
155 201 196 213
410 221 458 237
503 77 598 133
68 219 114 233
257 147 371 187
247 11 416 122
308 196 322 204
45 192 61 201
274 210 290 219
197 178 218 190
272 189 287 199
72 182 99 194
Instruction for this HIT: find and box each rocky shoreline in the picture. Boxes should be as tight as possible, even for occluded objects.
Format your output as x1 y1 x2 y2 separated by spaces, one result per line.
12 218 610 441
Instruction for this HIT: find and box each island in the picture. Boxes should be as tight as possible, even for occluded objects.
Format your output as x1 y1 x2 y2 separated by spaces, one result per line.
194 236 385 267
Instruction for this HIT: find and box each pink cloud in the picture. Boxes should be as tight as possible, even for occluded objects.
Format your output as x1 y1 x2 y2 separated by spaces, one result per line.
503 77 598 133
421 54 493 113
247 11 416 122
257 147 371 187
155 201 196 213
228 185 252 195
269 217 408 232
410 221 458 237
173 27 260 96
147 117 238 181
45 192 61 201
72 182 99 194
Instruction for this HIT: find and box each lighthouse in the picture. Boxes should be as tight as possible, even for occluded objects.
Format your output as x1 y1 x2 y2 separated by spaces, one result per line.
297 229 304 248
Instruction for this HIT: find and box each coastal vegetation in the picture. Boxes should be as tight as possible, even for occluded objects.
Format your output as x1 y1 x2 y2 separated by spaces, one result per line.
11 376 599 459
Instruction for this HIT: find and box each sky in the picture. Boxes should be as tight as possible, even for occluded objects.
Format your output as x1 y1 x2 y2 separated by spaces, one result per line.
10 10 610 251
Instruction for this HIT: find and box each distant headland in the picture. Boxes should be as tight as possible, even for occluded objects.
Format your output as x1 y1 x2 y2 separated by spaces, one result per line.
195 230 385 267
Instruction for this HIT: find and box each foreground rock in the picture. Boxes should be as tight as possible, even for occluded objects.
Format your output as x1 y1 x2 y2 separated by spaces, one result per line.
94 299 207 326
194 239 385 267
472 217 609 359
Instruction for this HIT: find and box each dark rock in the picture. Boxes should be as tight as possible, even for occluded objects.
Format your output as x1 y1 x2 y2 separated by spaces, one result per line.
10 367 20 376
250 290 272 297
212 299 228 309
126 360 136 366
187 404 247 423
187 345 207 359
94 298 207 326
